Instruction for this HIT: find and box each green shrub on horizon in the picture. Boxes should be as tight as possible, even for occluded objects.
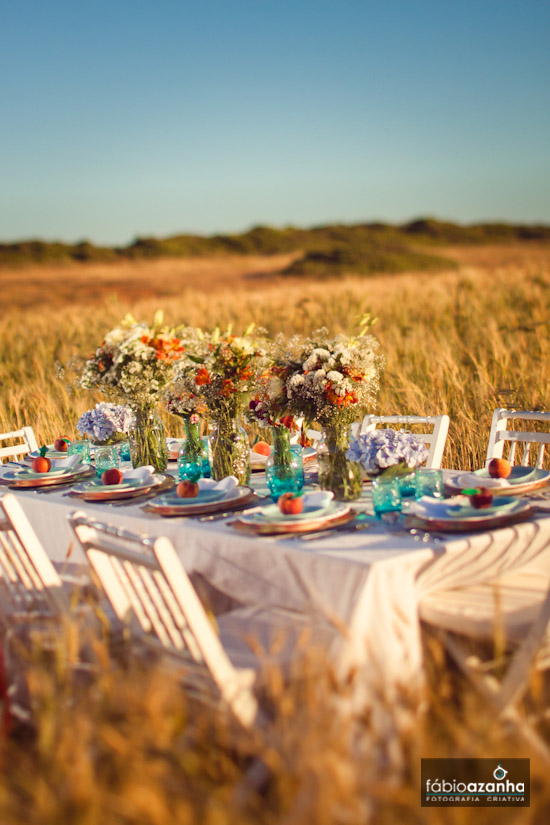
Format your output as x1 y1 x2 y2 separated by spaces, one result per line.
1 217 549 270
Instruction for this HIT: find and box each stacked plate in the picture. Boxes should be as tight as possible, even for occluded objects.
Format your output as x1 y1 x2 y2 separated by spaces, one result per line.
143 483 256 517
406 494 534 533
70 473 171 502
1 463 94 489
446 466 550 497
230 494 354 536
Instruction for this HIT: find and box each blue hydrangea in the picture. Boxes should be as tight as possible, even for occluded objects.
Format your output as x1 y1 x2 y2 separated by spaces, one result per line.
77 403 134 441
347 429 429 473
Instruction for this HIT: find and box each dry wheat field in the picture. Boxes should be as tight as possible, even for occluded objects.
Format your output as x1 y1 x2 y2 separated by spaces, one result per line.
1 243 550 824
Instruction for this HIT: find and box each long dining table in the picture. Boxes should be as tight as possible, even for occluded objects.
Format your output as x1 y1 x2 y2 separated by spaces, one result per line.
4 462 550 699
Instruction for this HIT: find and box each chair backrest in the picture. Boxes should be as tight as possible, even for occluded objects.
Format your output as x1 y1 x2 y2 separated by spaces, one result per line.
358 414 450 469
0 427 39 463
69 512 258 727
0 493 68 625
486 409 550 468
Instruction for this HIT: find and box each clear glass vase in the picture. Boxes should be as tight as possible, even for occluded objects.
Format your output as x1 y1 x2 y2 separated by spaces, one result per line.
177 416 210 482
317 424 362 501
265 426 305 501
128 408 167 473
210 416 250 485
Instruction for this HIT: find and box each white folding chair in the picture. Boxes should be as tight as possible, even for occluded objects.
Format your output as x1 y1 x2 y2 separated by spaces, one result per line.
0 493 69 626
0 427 39 464
0 493 94 726
69 512 335 730
486 408 550 468
357 414 450 469
419 566 550 759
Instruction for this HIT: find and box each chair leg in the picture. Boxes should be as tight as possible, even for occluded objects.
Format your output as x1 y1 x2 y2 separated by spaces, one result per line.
438 630 550 764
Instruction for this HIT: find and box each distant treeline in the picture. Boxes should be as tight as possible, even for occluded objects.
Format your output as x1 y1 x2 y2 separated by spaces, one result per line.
1 217 549 277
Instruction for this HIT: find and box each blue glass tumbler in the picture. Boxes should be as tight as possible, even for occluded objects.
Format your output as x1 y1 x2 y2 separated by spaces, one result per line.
94 445 120 479
372 475 401 518
414 469 444 500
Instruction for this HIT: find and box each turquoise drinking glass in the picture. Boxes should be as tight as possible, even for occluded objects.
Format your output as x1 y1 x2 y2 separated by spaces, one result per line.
67 439 91 463
371 476 401 517
94 445 120 479
414 468 444 499
397 471 416 500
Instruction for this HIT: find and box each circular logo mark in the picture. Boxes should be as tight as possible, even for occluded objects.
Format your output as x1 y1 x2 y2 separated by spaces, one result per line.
493 764 508 780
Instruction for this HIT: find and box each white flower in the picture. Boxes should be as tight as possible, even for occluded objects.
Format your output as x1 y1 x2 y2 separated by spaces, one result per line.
267 375 284 400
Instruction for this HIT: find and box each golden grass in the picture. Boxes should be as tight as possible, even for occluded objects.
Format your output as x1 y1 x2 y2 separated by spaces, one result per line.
0 623 549 824
1 244 549 469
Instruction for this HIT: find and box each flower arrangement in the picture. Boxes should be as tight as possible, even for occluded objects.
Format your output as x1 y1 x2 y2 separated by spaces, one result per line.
76 402 134 445
346 429 429 477
273 327 384 430
172 324 268 417
78 312 191 471
79 311 190 412
269 327 384 500
171 324 269 482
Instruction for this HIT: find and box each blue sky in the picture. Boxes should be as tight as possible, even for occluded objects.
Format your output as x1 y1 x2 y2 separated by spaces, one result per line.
1 0 549 245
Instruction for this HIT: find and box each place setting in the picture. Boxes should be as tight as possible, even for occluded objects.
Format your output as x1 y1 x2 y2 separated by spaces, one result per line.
445 457 550 497
228 491 357 536
67 465 173 503
404 489 535 533
142 475 257 517
0 451 94 489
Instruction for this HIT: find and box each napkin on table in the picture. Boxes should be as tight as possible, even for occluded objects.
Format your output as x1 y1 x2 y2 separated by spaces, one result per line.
121 465 156 484
453 472 511 489
408 495 464 519
198 476 239 492
300 490 334 509
50 455 84 472
166 439 183 454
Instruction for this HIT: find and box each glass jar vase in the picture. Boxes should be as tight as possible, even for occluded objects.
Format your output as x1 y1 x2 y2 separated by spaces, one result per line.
317 424 362 501
128 408 167 473
177 416 210 482
265 426 305 501
210 416 250 485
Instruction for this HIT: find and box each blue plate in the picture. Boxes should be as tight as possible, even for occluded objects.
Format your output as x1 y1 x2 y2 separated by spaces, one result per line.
252 502 333 523
474 466 537 484
16 468 72 480
445 496 520 519
159 488 228 506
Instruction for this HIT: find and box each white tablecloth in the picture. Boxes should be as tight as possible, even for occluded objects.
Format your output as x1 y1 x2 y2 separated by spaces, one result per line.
5 470 550 697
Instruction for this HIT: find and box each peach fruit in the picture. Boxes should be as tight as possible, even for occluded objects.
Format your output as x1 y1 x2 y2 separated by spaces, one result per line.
278 492 304 515
176 480 199 498
488 457 511 479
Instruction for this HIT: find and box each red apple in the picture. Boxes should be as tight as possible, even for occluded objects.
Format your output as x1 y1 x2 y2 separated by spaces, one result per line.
101 468 124 486
278 492 304 515
488 457 511 479
470 487 493 509
54 437 70 452
176 480 199 498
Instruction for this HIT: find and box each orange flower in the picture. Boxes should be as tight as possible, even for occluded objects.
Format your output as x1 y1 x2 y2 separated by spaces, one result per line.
325 384 358 407
221 378 235 397
195 367 211 386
